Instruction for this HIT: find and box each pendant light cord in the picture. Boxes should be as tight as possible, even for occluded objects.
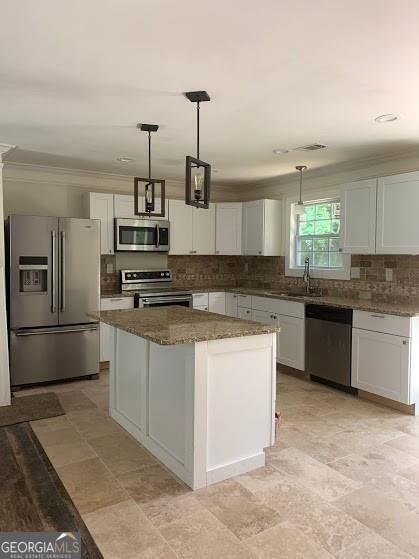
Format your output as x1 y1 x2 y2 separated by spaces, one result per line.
148 131 151 180
299 168 302 203
196 102 200 162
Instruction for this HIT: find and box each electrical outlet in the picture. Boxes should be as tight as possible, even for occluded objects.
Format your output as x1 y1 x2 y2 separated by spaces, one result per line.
385 268 393 282
106 263 114 274
350 267 360 279
244 262 249 273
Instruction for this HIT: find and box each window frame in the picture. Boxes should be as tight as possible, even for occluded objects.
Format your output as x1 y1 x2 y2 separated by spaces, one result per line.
294 198 343 270
285 190 351 281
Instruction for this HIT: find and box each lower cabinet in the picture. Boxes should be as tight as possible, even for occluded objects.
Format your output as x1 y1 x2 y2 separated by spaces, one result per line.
352 327 411 404
252 308 304 370
208 292 226 314
225 293 238 317
238 306 252 320
100 297 134 362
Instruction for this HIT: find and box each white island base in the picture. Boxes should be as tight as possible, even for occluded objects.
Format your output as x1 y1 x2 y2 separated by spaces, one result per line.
107 327 276 490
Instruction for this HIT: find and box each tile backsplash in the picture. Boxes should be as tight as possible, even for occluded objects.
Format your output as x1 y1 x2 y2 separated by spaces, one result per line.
101 254 419 303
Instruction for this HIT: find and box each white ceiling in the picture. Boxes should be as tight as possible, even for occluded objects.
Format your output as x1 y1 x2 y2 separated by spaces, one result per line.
1 0 419 185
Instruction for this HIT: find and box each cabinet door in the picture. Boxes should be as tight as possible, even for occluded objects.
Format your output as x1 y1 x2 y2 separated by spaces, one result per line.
341 179 377 254
352 328 410 403
192 293 209 308
215 203 242 255
376 172 419 254
277 315 305 370
208 292 226 314
243 200 264 255
238 306 252 320
168 200 193 255
225 293 238 317
192 204 216 255
88 193 114 255
114 194 142 219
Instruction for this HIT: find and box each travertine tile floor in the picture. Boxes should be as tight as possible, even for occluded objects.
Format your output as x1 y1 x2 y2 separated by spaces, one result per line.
17 370 419 558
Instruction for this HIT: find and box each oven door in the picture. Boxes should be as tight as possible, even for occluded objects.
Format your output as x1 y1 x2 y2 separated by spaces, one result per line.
139 295 193 308
115 218 169 252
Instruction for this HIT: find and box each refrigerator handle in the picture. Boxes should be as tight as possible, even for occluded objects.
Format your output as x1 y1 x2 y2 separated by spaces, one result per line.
60 231 66 312
51 231 56 313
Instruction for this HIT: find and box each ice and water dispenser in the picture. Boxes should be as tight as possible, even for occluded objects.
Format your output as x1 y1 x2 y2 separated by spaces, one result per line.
19 256 48 293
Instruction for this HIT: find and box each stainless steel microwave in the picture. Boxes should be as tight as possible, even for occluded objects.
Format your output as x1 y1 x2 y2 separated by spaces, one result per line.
114 218 170 252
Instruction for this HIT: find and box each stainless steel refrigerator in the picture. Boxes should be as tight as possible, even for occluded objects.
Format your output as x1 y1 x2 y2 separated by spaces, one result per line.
7 215 100 387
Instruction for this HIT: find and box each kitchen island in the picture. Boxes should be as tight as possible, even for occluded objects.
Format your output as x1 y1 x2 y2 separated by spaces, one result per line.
90 306 278 490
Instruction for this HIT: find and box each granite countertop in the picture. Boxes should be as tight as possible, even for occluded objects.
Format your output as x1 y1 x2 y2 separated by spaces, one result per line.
100 287 419 317
88 306 279 345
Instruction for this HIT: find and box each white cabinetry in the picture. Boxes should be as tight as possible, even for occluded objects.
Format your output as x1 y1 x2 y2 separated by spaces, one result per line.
85 192 114 255
192 293 209 311
215 203 242 255
169 200 215 255
209 292 226 314
341 179 377 254
242 199 282 256
238 306 252 320
376 172 419 254
114 194 140 219
352 310 419 406
100 297 134 361
252 297 304 370
225 293 239 317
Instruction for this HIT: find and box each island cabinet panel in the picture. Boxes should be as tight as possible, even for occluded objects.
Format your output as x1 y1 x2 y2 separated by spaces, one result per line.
114 329 147 430
148 343 194 468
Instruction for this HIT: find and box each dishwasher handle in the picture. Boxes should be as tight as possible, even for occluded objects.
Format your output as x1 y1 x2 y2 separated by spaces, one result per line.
305 304 353 325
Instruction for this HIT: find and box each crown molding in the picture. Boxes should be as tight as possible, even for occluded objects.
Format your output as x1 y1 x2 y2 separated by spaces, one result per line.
3 161 234 193
244 147 419 193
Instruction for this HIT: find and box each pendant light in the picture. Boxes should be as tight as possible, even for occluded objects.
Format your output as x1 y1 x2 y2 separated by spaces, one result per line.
184 90 211 209
295 165 307 216
134 123 166 218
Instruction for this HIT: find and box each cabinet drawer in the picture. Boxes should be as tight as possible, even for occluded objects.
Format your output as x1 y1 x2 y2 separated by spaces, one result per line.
353 310 411 337
193 293 209 307
100 297 134 311
237 294 252 308
252 296 304 319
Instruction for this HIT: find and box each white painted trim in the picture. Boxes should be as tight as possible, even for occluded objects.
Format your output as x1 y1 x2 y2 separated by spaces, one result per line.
206 452 266 485
284 189 351 281
0 154 11 406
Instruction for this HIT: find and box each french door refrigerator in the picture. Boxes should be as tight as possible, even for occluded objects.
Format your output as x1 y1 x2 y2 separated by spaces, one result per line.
7 215 100 387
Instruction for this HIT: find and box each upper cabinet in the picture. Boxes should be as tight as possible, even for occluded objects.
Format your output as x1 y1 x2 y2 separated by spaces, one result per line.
242 199 282 256
376 172 419 254
114 194 168 220
85 192 114 255
215 203 242 255
340 179 377 254
168 200 215 255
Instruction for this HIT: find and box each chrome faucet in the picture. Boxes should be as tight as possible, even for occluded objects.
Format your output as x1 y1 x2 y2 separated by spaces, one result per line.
303 256 311 294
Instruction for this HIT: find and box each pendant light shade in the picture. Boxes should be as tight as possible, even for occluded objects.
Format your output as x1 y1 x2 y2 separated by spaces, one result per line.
295 165 307 216
134 123 166 218
184 91 211 209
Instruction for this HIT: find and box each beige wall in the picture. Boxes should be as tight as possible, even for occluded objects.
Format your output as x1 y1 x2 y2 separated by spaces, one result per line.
3 163 241 219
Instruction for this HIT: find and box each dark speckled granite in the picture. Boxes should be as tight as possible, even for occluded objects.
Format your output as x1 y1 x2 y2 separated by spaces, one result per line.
88 306 278 345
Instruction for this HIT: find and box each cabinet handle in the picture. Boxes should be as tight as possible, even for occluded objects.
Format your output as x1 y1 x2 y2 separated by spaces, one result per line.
270 314 277 319
233 295 237 299
370 314 386 319
403 340 408 345
246 310 251 314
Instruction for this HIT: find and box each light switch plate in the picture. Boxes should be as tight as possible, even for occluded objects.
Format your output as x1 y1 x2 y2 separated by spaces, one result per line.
350 266 360 279
385 268 393 282
106 263 114 273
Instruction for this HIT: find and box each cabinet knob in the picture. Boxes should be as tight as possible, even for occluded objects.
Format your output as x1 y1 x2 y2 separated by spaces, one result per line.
403 340 408 345
258 251 262 255
215 250 219 254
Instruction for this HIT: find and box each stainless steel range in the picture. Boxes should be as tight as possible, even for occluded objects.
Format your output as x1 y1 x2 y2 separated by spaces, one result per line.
121 269 192 308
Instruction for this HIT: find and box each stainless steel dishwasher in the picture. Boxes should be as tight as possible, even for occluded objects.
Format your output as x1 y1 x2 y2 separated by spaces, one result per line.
305 304 355 392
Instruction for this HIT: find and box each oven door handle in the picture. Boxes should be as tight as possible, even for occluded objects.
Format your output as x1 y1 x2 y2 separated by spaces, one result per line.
155 225 159 248
142 296 192 305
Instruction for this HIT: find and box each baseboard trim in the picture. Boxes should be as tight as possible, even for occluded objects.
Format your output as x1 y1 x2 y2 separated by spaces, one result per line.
206 452 266 486
358 390 416 416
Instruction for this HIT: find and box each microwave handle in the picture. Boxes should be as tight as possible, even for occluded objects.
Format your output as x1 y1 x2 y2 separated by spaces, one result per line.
155 225 159 248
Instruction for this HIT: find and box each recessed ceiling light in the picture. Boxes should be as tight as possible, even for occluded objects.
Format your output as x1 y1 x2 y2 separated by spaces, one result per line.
272 148 289 155
374 113 398 123
117 156 135 163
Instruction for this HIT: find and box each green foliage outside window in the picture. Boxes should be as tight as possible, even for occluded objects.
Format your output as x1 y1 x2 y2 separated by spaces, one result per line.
295 201 342 268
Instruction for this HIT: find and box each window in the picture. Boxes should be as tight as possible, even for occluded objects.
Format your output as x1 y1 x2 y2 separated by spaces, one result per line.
295 200 343 269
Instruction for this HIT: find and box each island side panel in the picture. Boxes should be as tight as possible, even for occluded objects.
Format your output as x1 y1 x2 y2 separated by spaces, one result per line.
203 333 276 486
